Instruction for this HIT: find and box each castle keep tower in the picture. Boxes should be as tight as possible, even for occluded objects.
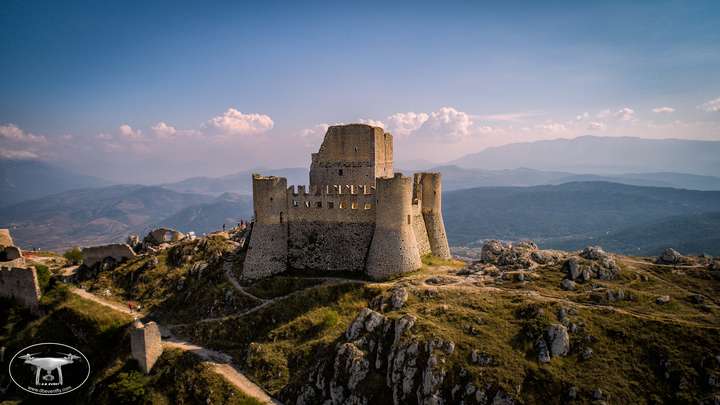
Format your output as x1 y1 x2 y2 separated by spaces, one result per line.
243 123 451 280
310 124 393 186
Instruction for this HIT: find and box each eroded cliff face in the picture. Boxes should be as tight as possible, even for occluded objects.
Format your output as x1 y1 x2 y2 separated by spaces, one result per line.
283 303 512 405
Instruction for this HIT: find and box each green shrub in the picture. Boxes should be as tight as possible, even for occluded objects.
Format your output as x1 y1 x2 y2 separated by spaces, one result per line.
34 264 51 293
63 247 83 265
108 371 148 404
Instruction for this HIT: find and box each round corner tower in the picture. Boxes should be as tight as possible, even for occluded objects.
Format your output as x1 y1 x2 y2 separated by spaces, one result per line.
420 172 451 259
366 173 422 280
243 175 289 280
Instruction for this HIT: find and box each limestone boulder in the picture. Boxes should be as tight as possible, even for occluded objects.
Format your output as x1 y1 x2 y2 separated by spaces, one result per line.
657 248 683 265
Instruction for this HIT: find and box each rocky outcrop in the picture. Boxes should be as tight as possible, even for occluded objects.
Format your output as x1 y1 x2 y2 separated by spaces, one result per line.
563 246 620 283
656 248 685 265
285 307 512 405
478 239 557 270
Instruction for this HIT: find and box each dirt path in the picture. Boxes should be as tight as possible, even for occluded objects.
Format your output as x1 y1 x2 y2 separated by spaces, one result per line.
70 287 143 317
222 259 265 302
168 277 367 328
68 287 281 404
163 339 280 404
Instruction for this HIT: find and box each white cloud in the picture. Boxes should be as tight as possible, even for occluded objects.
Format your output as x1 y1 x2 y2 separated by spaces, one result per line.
358 118 385 129
152 121 177 137
0 149 39 159
698 97 720 112
414 107 473 142
575 112 589 121
385 112 429 136
0 123 46 143
207 108 274 135
536 122 567 133
614 107 635 121
96 133 113 140
476 111 542 122
652 106 675 114
119 124 142 139
587 121 606 131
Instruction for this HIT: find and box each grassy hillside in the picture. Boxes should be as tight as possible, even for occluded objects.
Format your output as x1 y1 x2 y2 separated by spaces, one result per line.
443 182 720 255
0 265 261 404
66 234 720 403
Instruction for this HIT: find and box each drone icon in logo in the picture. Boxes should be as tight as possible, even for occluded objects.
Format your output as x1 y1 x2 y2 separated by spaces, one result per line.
18 352 81 385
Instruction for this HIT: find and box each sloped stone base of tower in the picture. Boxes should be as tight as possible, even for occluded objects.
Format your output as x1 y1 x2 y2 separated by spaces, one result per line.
366 228 422 280
424 212 452 259
242 224 288 280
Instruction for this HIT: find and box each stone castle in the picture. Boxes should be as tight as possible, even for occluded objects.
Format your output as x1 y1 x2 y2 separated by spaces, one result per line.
242 124 450 280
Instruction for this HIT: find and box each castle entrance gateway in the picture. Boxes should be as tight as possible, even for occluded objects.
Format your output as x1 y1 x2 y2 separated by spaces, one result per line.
242 124 450 280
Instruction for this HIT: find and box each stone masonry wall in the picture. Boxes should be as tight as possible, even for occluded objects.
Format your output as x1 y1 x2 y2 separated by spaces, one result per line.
242 224 288 280
0 261 41 311
288 222 375 272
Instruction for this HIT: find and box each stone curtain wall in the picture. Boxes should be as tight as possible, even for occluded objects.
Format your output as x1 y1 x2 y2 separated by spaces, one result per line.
288 222 375 272
0 262 41 311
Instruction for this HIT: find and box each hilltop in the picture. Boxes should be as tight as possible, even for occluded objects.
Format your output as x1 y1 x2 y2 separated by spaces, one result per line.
39 230 720 404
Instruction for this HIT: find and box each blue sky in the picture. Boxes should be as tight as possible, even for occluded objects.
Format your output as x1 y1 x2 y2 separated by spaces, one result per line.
1 0 719 182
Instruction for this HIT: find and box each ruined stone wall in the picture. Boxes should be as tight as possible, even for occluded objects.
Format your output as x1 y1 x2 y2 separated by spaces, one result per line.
366 174 422 280
420 172 451 259
0 261 41 311
131 321 163 374
82 243 136 267
309 125 393 187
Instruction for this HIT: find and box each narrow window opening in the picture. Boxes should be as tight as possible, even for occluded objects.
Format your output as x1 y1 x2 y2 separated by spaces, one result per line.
364 203 372 210
304 201 311 208
292 200 299 207
339 201 346 209
351 202 358 210
328 201 334 209
338 169 343 176
280 212 284 224
316 201 322 208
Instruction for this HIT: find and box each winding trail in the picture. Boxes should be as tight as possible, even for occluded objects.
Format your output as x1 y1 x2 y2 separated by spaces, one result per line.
68 287 281 404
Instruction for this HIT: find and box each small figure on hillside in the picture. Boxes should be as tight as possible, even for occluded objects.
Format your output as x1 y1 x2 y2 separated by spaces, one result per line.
223 223 226 232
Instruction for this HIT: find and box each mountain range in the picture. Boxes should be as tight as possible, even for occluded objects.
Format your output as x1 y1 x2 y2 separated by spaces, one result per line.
0 159 109 206
450 135 720 176
443 181 720 255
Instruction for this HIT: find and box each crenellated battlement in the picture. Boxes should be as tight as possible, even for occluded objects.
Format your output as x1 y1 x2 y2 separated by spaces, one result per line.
244 123 450 280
